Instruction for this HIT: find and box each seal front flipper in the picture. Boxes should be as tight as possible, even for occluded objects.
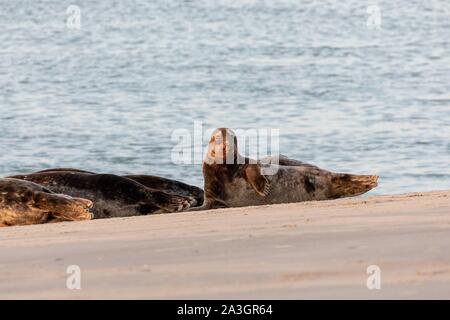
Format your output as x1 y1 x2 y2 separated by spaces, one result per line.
187 198 227 211
149 190 192 212
244 165 271 197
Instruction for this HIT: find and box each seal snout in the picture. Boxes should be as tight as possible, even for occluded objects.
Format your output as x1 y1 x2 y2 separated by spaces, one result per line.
51 194 94 220
75 198 93 209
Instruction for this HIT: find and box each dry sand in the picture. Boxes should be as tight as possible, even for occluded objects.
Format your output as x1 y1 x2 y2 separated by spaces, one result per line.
1 190 449 299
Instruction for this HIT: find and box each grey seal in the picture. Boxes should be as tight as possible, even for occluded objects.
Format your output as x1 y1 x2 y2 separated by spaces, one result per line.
192 128 378 210
8 172 193 219
0 178 92 227
33 168 204 207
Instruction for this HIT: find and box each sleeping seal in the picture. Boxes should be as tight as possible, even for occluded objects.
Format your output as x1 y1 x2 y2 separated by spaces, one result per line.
33 168 204 207
8 172 192 219
192 128 379 210
0 178 92 227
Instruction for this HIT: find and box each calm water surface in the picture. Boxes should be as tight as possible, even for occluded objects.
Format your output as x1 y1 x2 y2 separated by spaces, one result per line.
1 0 449 194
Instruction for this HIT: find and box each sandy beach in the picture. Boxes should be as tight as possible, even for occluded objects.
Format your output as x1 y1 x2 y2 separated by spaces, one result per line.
1 190 449 299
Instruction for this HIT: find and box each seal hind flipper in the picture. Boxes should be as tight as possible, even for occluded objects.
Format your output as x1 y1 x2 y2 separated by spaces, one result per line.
244 165 271 197
330 174 378 198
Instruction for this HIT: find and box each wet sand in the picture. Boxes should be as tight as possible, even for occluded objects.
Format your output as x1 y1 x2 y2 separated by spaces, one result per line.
1 190 449 299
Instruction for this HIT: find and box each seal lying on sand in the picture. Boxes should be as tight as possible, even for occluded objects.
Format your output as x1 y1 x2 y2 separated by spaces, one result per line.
33 168 204 207
8 172 193 219
191 128 378 210
124 175 203 207
0 178 92 227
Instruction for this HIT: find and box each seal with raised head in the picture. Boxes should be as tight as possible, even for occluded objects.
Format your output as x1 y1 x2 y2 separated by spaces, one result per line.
8 172 193 219
0 178 92 227
192 128 379 210
33 168 204 207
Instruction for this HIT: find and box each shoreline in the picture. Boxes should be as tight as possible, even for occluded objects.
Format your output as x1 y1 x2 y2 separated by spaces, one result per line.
1 190 449 299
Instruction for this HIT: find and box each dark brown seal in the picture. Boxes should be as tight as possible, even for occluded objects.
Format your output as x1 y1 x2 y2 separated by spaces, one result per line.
124 175 203 207
191 128 379 210
0 178 92 227
8 172 192 219
33 168 204 207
